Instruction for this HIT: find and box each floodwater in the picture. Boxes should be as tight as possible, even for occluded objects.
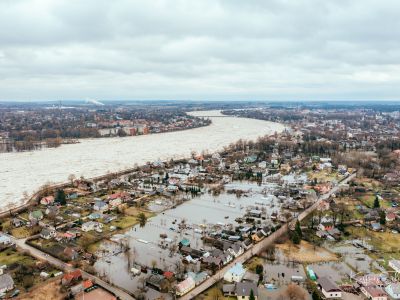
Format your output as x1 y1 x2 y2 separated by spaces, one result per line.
94 182 283 294
0 111 285 210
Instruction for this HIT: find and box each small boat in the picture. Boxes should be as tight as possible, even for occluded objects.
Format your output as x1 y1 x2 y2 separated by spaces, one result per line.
137 239 149 244
224 216 229 219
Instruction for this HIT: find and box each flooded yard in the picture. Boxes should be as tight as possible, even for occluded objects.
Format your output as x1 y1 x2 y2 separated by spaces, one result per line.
329 242 373 274
94 181 284 294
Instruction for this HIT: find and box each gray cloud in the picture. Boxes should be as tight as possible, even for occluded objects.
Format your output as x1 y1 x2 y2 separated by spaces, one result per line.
0 0 399 101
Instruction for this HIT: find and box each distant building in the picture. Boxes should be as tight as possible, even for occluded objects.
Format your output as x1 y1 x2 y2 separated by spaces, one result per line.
317 277 342 299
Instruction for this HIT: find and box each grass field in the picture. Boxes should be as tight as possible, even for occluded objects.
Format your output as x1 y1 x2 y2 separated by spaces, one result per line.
0 247 36 266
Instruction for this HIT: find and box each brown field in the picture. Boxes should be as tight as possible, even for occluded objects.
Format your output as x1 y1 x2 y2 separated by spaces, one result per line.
276 240 338 263
18 279 66 300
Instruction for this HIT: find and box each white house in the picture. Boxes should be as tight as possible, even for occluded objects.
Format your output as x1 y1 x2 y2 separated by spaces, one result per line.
40 195 55 206
227 243 244 258
318 277 342 299
109 198 122 208
0 274 14 294
361 286 387 300
175 277 195 296
385 283 400 299
389 260 400 273
40 228 56 240
81 221 103 232
223 263 246 283
93 200 108 212
0 235 12 246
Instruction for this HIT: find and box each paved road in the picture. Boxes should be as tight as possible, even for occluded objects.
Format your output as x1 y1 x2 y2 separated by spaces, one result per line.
11 237 135 300
180 172 356 300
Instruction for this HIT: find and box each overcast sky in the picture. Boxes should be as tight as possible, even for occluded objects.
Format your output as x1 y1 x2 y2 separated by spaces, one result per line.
0 0 399 101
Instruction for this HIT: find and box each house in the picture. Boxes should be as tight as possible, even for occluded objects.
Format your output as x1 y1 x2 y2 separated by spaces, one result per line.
227 243 244 258
389 260 400 273
242 239 253 250
29 210 44 222
40 228 56 240
0 234 12 246
179 238 190 248
12 218 24 228
235 282 258 300
93 200 108 212
361 286 387 300
318 222 334 231
109 198 122 208
223 284 236 297
249 209 262 218
356 274 385 287
81 221 103 232
385 283 400 299
202 256 223 269
88 212 102 220
146 274 169 292
0 274 14 294
371 222 382 231
261 226 271 236
70 279 93 295
327 228 342 240
386 212 397 222
316 230 328 238
45 205 59 216
187 272 208 286
61 270 82 286
40 195 55 206
223 263 246 283
317 277 342 299
251 231 264 243
176 276 195 296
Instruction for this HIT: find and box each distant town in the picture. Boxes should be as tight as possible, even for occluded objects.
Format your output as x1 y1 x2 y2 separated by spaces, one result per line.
0 101 400 300
0 102 212 152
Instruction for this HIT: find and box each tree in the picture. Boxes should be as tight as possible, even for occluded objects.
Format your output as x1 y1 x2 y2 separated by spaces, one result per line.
373 196 380 208
255 264 264 275
291 231 301 244
284 284 307 300
249 289 255 300
137 213 147 227
295 220 302 238
379 210 386 225
312 290 322 300
55 189 66 205
68 174 76 185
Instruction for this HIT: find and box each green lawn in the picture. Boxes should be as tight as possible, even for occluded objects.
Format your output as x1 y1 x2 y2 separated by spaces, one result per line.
0 247 36 266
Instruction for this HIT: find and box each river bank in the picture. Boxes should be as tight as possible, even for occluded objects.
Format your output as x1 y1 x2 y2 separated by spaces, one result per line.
0 110 285 212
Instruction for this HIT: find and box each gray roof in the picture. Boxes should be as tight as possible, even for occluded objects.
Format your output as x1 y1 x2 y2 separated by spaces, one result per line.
222 284 235 293
0 274 14 290
387 283 400 294
318 277 341 292
235 282 258 297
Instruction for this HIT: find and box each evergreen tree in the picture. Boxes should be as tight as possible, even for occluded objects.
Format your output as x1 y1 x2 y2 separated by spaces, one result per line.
379 210 386 225
373 196 380 208
312 290 322 300
56 189 66 205
291 231 301 244
295 220 303 238
249 289 255 300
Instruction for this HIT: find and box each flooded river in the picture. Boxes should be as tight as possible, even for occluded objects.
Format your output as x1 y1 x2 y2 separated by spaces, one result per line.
0 111 284 210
